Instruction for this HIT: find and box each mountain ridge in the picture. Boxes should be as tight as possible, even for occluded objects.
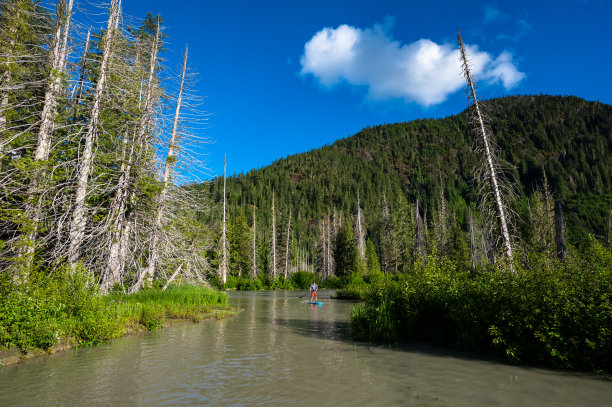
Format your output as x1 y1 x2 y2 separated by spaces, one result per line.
201 94 611 245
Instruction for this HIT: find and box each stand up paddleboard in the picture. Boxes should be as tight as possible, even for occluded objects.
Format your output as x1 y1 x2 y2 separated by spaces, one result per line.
309 301 323 306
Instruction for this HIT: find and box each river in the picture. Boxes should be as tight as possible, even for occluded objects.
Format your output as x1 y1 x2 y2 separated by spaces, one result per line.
1 290 610 406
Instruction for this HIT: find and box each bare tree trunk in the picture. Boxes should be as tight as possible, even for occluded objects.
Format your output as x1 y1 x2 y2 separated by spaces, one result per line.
20 0 74 269
67 0 121 268
34 0 71 161
356 190 366 260
271 192 276 280
162 239 195 290
102 133 130 292
554 201 566 260
74 28 91 107
251 203 257 278
284 207 291 279
458 29 514 265
103 21 160 293
218 149 228 285
0 8 19 156
132 45 187 292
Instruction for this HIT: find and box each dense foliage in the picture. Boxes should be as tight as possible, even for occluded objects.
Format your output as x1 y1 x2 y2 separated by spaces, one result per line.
201 95 611 282
351 238 612 372
0 268 230 352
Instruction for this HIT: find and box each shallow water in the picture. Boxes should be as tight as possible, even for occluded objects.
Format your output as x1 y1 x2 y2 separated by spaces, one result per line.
1 290 610 406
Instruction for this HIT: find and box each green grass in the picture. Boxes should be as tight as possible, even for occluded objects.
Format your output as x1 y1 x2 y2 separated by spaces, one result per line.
106 285 232 325
335 285 367 300
1 273 234 354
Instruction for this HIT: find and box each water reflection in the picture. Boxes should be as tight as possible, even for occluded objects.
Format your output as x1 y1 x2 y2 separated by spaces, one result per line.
0 290 610 407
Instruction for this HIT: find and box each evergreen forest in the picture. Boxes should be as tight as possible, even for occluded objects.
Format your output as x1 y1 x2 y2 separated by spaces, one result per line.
202 94 611 282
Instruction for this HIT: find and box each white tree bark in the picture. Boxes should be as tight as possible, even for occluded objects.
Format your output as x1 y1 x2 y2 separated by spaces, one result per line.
21 0 73 266
271 192 276 280
458 29 514 264
218 149 228 285
74 28 91 107
0 8 18 156
355 190 366 260
132 45 188 292
67 0 122 268
34 0 72 162
103 21 160 293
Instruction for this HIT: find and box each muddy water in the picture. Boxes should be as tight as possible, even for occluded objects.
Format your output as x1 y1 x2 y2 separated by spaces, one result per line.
1 290 610 406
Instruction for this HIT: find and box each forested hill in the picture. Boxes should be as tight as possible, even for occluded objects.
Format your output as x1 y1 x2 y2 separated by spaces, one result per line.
201 95 611 244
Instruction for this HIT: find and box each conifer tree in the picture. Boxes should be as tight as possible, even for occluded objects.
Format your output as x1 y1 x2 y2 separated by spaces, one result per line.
365 239 381 275
284 207 291 279
334 219 358 277
380 193 397 273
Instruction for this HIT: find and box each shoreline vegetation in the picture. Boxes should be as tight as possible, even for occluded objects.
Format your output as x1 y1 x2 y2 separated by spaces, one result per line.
350 239 612 375
0 280 235 367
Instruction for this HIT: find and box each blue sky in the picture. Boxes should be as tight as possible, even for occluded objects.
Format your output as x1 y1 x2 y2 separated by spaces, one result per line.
121 0 612 179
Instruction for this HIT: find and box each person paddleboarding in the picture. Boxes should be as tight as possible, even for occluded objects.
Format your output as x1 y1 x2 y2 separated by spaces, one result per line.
310 281 318 302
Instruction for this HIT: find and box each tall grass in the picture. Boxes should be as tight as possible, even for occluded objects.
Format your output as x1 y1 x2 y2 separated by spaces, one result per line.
108 285 228 307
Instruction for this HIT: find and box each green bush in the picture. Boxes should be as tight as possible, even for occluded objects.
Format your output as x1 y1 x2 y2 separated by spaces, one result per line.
72 309 125 346
0 267 229 353
351 238 612 372
235 277 263 290
291 271 317 289
139 304 165 331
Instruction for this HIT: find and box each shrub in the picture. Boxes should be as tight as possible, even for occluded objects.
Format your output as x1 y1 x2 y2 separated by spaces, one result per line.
235 277 263 290
139 304 165 331
351 240 612 372
291 271 317 289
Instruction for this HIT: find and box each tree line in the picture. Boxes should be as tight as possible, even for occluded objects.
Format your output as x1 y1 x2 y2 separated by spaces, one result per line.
202 101 610 285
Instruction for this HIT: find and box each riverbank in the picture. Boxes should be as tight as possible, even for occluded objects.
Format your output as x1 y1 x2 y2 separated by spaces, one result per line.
1 280 236 367
351 240 612 374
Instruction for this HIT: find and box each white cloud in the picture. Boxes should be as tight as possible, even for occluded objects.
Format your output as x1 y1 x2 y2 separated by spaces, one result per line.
300 23 525 106
484 52 525 88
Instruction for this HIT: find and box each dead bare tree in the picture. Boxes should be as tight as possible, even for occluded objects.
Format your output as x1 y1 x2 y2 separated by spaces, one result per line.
218 150 228 285
102 17 161 293
132 45 188 291
67 0 122 269
271 191 277 280
457 28 514 266
284 207 291 279
355 190 366 261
